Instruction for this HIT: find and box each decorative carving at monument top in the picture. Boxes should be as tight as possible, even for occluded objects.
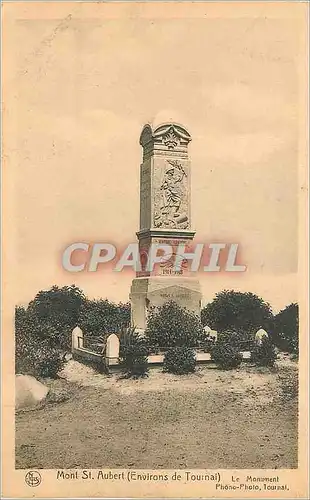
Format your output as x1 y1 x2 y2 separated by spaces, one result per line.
163 128 179 149
140 123 191 159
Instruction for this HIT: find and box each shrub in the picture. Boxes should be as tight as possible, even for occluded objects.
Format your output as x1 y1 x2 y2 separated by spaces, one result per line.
15 286 131 379
198 333 216 353
201 290 273 339
163 347 196 375
15 307 65 378
15 333 65 378
27 285 86 350
79 299 131 337
211 334 242 370
35 346 65 378
119 328 149 378
251 337 277 367
145 301 204 348
272 303 299 355
217 329 243 347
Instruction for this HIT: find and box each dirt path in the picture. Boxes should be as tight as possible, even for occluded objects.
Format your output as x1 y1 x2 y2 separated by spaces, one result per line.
15 361 298 469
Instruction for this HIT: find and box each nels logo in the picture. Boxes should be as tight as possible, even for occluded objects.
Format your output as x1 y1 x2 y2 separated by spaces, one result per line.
25 470 42 487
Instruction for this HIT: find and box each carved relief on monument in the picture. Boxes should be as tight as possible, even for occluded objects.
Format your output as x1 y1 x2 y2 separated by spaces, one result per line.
153 159 190 229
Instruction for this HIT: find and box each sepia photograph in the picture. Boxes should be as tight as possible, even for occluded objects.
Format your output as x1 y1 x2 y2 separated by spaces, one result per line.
2 1 308 498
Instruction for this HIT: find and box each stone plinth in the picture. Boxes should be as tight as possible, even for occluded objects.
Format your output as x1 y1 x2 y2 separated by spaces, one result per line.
130 276 201 330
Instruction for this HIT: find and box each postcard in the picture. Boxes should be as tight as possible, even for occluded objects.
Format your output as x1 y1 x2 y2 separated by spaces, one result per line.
1 1 309 498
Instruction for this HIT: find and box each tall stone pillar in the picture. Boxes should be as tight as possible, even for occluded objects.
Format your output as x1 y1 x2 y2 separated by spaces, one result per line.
130 121 202 330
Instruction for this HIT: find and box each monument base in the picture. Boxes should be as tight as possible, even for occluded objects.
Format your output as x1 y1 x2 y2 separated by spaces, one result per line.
130 276 202 331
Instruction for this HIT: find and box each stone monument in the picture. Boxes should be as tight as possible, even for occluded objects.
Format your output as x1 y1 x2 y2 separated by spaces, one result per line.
130 117 202 330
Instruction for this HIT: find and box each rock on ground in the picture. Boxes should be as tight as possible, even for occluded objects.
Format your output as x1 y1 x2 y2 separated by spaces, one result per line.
15 374 49 410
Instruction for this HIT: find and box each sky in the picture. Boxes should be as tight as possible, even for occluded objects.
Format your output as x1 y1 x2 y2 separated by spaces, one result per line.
5 3 304 313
